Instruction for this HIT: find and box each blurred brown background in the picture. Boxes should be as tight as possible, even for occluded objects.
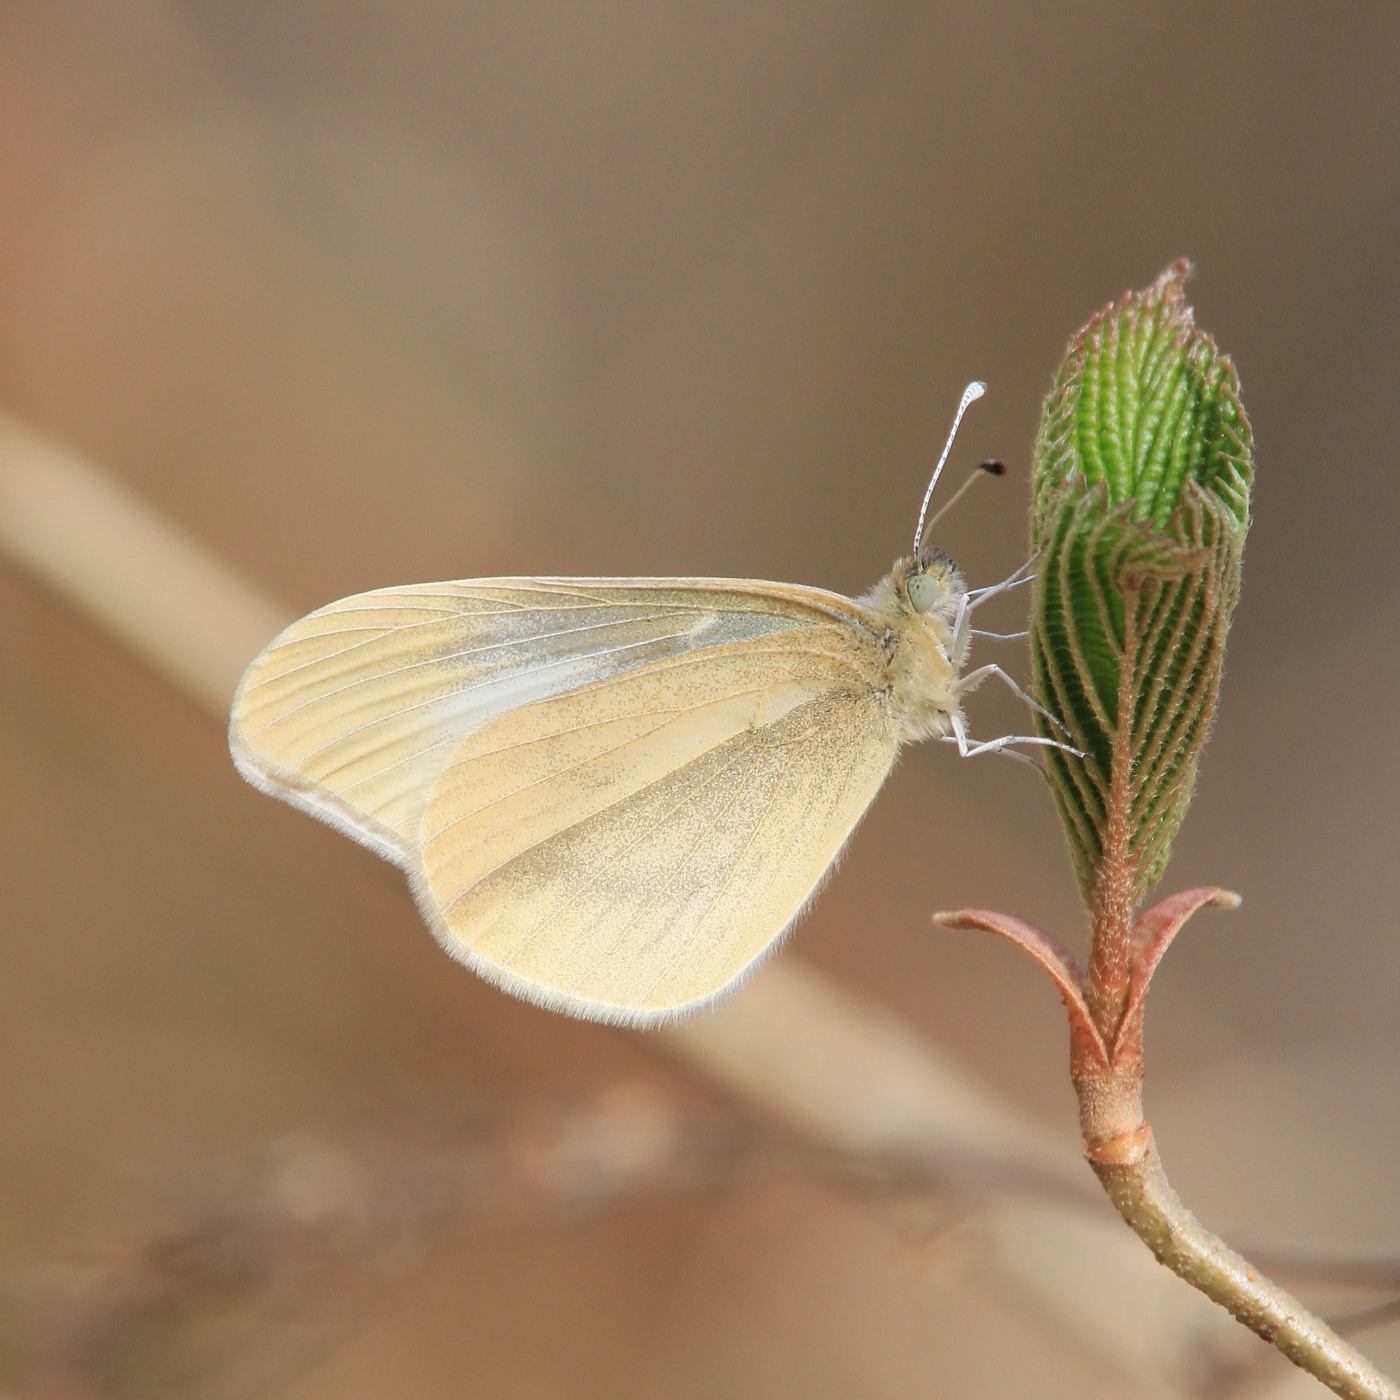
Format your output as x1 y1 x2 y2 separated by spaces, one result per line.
1 2 1399 1396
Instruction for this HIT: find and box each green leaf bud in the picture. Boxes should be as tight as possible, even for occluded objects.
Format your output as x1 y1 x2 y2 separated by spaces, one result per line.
1029 262 1253 910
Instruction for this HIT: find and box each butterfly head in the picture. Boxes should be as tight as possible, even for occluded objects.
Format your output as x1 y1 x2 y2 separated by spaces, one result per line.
905 545 965 624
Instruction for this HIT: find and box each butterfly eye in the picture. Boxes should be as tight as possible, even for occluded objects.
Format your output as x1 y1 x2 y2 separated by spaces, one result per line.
907 570 943 613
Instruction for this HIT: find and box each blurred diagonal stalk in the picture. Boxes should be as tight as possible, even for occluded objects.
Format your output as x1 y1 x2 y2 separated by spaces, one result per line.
13 1082 743 1397
0 405 1279 1396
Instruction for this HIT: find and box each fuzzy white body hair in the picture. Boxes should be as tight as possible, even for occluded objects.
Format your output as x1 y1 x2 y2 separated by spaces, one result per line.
859 552 970 745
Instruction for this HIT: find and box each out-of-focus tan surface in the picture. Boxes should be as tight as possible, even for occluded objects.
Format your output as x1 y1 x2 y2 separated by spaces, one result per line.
1 3 1398 1396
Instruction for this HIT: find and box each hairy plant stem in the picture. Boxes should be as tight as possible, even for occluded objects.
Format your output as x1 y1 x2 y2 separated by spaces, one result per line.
1084 568 1170 1041
1089 1122 1400 1400
938 891 1400 1400
1086 815 1397 1400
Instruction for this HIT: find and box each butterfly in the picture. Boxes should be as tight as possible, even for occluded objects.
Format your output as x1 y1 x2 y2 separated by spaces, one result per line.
230 383 1068 1026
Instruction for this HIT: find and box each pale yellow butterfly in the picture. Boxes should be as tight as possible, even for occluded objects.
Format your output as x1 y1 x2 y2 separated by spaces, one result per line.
230 383 1067 1026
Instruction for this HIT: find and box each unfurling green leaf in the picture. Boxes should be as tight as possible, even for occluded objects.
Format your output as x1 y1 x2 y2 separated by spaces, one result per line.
1029 262 1253 908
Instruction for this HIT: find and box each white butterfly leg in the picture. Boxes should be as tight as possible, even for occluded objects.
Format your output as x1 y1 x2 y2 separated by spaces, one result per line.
956 662 1071 737
966 557 1038 606
952 553 1040 655
949 553 1082 759
944 711 1078 765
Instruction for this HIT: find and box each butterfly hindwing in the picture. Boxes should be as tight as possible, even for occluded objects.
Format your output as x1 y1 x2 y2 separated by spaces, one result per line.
411 631 898 1023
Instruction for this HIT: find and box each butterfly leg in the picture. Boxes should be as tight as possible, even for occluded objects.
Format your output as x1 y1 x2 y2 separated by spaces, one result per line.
954 551 1042 656
944 712 1077 765
955 663 1071 737
951 589 1031 656
965 553 1040 607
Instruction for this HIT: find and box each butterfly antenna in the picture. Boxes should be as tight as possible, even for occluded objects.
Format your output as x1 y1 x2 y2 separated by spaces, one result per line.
914 380 986 555
921 458 1006 540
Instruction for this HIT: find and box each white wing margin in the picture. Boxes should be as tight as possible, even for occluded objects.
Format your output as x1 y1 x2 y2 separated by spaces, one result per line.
229 578 874 865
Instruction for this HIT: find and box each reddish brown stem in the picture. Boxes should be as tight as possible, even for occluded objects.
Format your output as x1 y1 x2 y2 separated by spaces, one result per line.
1085 582 1145 1037
940 888 1400 1400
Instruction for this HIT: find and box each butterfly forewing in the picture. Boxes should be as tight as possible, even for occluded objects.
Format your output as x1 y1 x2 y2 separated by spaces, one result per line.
230 579 866 865
412 632 898 1023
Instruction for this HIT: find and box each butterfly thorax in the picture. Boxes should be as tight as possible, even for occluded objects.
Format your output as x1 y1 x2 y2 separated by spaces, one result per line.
860 550 968 745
